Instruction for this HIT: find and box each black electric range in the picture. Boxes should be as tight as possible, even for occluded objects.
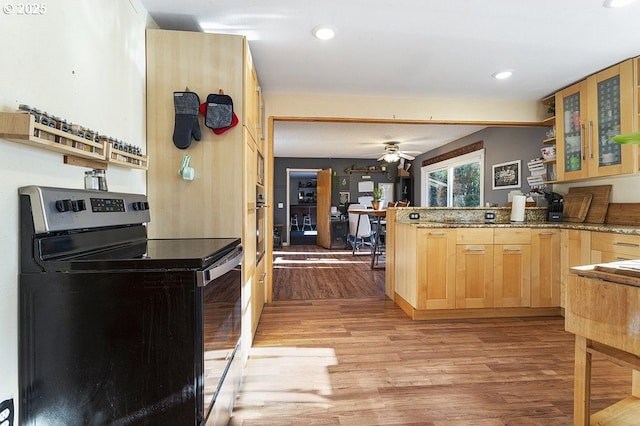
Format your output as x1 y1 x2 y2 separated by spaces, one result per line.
18 186 243 425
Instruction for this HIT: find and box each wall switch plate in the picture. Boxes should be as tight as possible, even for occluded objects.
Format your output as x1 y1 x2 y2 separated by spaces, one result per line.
0 399 14 426
409 212 420 220
277 202 284 209
484 212 495 220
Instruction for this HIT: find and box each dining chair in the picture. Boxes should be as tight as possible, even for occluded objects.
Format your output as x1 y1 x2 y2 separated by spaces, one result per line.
347 204 374 255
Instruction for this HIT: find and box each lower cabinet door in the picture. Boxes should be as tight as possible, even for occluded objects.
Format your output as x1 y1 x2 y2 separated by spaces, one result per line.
494 244 531 307
455 244 494 308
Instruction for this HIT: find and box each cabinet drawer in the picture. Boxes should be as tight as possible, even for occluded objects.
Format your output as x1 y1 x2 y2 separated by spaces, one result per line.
456 228 493 245
591 232 640 258
494 228 531 245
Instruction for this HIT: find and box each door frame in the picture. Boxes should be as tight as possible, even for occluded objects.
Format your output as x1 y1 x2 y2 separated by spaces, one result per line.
286 168 321 245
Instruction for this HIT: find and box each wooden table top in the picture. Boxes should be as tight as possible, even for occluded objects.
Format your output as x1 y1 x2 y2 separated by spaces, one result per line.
349 209 387 217
570 261 640 288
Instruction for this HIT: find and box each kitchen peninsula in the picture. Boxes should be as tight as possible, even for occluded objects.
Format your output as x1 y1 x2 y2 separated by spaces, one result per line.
385 206 640 321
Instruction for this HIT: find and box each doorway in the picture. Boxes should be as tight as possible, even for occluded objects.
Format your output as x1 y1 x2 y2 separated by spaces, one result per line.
286 168 320 245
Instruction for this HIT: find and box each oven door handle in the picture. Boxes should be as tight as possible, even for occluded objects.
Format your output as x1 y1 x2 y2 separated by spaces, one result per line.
197 246 244 287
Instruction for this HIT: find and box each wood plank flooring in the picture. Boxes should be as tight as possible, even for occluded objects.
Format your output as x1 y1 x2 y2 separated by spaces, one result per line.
272 245 385 300
231 247 632 425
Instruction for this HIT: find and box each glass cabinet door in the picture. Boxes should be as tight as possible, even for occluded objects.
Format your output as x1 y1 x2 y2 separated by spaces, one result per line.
556 80 588 181
595 75 622 167
562 92 584 173
587 59 634 177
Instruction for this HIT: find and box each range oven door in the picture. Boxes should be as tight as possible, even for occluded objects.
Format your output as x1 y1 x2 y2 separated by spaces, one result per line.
199 247 243 424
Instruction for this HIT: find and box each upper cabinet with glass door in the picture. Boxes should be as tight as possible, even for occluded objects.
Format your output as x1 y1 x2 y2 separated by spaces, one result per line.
556 59 635 182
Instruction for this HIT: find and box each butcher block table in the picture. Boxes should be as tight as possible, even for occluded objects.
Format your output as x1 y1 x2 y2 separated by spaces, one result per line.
566 261 640 425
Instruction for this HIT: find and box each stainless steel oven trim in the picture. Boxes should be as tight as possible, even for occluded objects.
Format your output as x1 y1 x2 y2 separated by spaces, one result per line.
197 246 244 287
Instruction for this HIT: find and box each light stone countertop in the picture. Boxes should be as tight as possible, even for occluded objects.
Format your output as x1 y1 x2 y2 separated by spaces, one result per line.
390 206 640 236
396 220 640 236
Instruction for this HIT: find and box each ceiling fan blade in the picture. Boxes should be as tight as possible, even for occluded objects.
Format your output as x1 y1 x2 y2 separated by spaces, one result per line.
399 152 415 160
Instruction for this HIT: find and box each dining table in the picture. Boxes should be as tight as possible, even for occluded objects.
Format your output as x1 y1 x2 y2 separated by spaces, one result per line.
349 208 387 269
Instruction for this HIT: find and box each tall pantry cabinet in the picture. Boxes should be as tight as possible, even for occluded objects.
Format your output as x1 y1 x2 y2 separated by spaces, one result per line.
145 30 268 355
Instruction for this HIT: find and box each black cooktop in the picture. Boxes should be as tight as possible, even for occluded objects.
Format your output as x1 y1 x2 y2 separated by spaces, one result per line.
44 238 242 272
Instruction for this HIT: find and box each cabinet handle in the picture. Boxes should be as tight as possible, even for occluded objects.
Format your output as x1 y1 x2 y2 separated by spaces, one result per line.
465 248 485 253
503 248 522 252
614 242 640 248
537 232 555 236
588 120 594 159
616 257 631 261
581 123 586 161
258 272 266 284
429 232 447 236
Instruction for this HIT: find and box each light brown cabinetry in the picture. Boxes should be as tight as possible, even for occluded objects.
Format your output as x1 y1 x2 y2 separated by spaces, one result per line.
560 230 640 308
145 30 267 345
243 45 263 146
393 223 419 307
560 229 591 308
591 231 640 263
146 30 244 239
541 95 558 183
455 229 494 309
555 59 635 182
530 229 561 307
417 228 456 310
493 229 531 308
393 225 561 320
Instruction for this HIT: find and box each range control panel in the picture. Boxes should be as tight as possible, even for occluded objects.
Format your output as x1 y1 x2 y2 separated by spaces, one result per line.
90 197 127 213
20 186 151 233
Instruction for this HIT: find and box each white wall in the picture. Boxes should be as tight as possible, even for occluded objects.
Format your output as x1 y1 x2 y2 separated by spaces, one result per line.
0 0 153 411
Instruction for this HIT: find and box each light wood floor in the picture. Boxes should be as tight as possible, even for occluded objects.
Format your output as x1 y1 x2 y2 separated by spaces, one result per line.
231 247 632 425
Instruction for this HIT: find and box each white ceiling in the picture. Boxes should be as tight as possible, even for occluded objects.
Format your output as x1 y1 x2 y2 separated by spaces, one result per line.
139 0 640 159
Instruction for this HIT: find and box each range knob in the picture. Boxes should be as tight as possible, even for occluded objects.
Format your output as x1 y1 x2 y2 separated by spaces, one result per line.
71 199 87 212
55 199 73 212
132 201 150 211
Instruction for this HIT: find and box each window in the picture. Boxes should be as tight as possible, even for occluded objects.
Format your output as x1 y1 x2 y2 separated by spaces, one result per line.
421 150 484 207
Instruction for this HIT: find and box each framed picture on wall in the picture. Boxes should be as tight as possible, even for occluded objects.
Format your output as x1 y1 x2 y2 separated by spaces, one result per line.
339 191 350 205
339 175 349 191
492 160 521 189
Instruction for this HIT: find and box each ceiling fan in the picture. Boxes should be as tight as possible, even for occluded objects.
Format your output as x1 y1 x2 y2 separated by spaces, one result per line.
377 141 416 163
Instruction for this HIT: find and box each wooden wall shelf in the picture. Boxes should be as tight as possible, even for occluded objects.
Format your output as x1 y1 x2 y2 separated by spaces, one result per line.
345 168 385 174
106 143 149 170
0 112 148 170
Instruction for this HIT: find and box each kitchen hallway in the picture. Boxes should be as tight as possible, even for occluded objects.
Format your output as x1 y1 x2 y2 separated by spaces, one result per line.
231 248 632 425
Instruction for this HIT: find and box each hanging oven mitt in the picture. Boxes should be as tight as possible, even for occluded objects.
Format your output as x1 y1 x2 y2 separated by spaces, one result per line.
202 90 234 130
172 91 201 149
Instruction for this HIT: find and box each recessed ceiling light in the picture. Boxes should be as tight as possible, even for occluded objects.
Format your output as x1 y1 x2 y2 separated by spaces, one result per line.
492 70 513 80
312 25 337 40
603 0 638 7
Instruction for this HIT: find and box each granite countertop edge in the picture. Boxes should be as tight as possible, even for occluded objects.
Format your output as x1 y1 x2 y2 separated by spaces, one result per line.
398 221 640 235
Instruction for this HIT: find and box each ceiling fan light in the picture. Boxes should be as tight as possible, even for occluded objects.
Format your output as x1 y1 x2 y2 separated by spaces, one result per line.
383 152 400 163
